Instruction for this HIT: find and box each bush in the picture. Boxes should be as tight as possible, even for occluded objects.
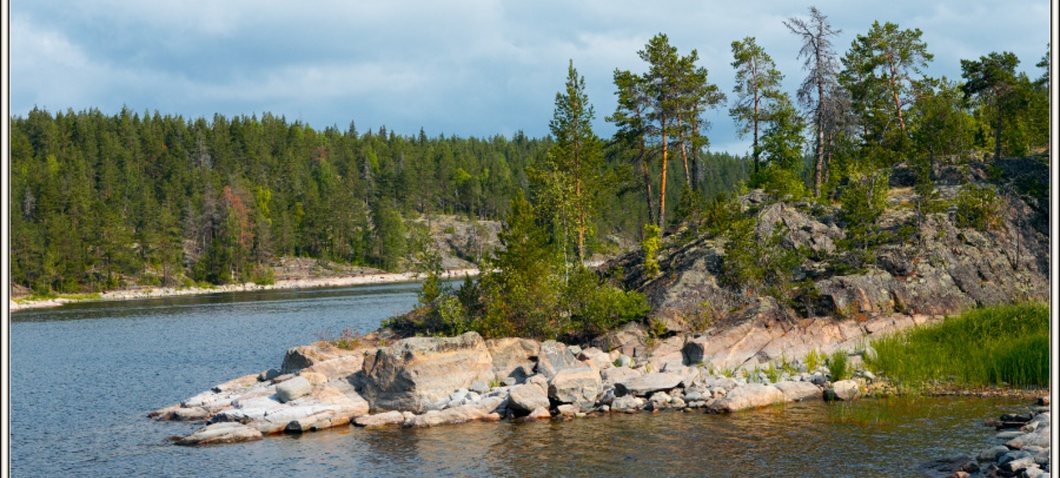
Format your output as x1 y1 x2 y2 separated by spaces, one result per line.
954 183 1001 231
641 224 661 279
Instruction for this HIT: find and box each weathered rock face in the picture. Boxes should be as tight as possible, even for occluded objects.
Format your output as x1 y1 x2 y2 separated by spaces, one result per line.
600 366 643 389
281 343 370 372
485 338 540 383
402 396 505 428
603 160 1048 349
679 306 939 373
358 332 493 413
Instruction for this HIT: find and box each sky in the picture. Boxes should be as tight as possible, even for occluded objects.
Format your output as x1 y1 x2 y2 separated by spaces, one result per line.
8 0 1053 154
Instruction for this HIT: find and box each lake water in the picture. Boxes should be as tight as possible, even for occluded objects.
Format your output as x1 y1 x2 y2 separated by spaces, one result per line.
10 284 1026 477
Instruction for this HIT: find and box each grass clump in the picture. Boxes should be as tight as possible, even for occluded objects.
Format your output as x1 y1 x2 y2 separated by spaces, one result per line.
866 303 1049 388
828 351 850 382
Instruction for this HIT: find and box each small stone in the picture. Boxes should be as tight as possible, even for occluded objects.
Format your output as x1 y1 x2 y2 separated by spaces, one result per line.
527 407 552 419
258 369 281 382
469 380 490 394
978 445 1010 463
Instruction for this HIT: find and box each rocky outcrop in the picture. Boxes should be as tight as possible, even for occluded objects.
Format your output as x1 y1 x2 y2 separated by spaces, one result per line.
358 332 494 413
603 160 1048 343
281 342 374 372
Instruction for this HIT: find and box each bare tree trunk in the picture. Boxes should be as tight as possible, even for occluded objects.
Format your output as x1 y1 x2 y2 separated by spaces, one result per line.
659 119 669 230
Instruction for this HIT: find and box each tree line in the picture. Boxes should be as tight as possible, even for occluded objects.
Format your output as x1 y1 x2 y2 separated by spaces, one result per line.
9 7 1049 299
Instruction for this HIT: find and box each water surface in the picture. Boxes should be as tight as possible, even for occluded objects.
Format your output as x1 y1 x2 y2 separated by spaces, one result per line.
10 285 1022 477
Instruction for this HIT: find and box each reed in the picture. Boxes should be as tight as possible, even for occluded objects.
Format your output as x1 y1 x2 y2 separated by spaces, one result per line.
866 303 1049 388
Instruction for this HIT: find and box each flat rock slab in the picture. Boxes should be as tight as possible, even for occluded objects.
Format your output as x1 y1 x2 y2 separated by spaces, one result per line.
615 372 684 397
354 411 406 428
176 422 263 446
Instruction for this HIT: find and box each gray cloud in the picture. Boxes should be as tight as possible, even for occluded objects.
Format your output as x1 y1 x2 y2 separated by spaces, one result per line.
10 1 1051 153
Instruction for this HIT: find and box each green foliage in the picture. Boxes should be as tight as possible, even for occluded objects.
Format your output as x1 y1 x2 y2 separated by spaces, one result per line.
953 183 1001 231
530 60 606 264
330 327 363 351
641 224 661 279
828 350 850 381
730 36 785 173
9 109 559 292
388 191 648 341
805 348 822 372
840 20 933 149
837 167 890 267
721 217 805 298
866 303 1049 388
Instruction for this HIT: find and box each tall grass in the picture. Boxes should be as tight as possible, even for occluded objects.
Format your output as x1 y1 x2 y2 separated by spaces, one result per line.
866 303 1049 388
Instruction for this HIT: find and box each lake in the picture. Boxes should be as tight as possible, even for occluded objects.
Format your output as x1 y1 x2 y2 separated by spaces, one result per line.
9 284 1024 477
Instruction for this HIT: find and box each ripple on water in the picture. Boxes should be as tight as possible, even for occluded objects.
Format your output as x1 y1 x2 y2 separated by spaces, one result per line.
10 284 1028 477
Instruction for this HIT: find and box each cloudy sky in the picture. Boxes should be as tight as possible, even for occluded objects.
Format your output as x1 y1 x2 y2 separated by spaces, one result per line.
9 0 1052 154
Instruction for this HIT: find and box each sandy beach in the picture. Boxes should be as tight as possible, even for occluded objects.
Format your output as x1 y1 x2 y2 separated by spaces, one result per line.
9 268 480 312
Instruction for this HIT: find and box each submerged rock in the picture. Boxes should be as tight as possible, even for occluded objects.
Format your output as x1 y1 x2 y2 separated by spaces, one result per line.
176 422 263 446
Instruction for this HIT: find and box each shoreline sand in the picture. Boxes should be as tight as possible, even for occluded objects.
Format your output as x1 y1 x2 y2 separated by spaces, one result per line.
9 268 480 313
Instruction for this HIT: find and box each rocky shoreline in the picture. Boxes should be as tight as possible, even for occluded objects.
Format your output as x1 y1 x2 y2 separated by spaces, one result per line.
921 397 1051 478
153 330 907 446
9 268 479 312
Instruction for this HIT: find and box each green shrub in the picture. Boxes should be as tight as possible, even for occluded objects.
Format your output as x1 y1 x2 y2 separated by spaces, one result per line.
642 224 661 279
954 183 1001 231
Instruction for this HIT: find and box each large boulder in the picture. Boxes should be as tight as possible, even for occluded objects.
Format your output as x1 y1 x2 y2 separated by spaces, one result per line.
708 383 785 413
535 340 578 380
615 372 684 397
507 382 550 415
485 338 540 383
600 366 643 389
548 366 602 406
359 332 493 413
773 381 822 402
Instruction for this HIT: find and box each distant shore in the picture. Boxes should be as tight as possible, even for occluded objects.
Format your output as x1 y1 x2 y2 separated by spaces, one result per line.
9 268 480 313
